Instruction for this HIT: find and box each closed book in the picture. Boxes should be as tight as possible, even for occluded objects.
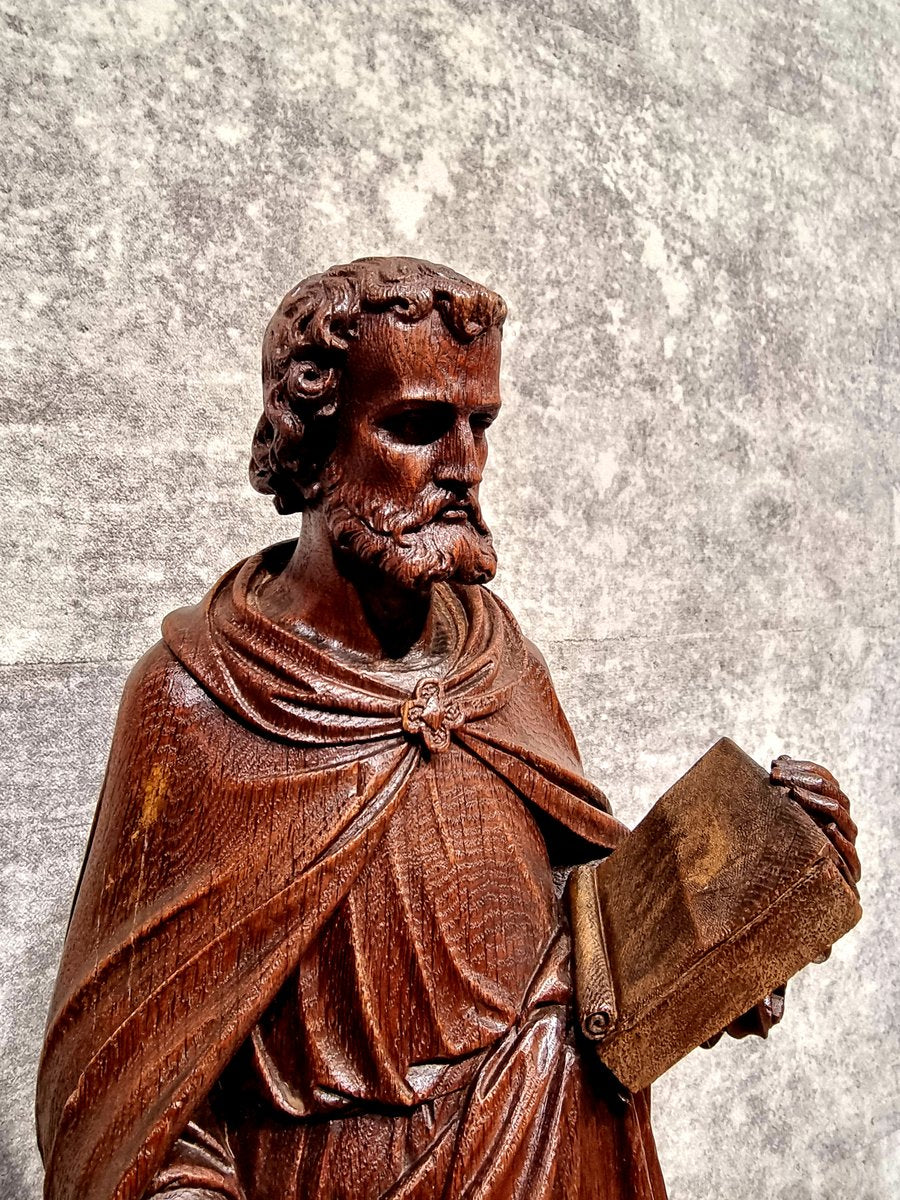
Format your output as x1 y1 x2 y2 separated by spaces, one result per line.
568 737 861 1092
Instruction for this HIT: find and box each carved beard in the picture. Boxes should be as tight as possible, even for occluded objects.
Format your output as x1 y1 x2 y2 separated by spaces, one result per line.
320 464 497 590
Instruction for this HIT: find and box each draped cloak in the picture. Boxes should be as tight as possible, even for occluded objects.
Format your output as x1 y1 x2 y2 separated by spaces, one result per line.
36 541 667 1200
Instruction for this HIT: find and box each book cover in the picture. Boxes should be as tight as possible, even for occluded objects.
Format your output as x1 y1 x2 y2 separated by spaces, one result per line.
569 737 862 1092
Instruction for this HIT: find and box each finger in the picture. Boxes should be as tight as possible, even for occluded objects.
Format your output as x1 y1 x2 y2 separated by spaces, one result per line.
770 757 843 799
834 851 859 893
789 785 857 842
781 768 849 809
827 823 862 884
770 758 844 802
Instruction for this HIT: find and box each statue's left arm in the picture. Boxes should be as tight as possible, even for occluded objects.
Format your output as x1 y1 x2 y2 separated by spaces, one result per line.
708 754 860 1045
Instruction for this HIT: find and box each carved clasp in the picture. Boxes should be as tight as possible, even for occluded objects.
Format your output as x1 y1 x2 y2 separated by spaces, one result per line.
400 678 464 753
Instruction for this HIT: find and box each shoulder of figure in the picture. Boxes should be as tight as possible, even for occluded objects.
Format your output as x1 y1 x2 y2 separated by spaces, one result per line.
523 635 552 677
472 584 556 682
117 638 216 736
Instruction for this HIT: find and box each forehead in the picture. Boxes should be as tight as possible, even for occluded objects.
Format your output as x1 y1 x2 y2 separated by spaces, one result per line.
344 309 502 402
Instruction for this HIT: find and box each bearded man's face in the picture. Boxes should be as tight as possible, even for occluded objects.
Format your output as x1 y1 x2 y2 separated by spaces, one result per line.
319 310 501 590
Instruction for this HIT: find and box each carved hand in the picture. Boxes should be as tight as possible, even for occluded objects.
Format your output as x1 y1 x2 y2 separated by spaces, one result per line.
770 755 861 891
704 755 860 1050
702 983 787 1047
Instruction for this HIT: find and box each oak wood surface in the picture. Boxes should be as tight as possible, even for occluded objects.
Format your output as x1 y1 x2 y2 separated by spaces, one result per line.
35 258 860 1200
570 738 861 1092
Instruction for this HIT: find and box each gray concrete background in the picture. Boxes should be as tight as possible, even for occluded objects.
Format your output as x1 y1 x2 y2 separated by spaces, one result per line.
1 1 898 1196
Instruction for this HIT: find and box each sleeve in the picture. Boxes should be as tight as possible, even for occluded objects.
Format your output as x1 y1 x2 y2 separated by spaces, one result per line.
142 1097 245 1200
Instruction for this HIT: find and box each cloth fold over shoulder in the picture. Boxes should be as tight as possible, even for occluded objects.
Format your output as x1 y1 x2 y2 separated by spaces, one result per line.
37 542 627 1200
162 541 526 745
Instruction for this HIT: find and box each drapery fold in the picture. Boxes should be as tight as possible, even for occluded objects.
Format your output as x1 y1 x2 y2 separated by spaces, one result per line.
37 543 628 1200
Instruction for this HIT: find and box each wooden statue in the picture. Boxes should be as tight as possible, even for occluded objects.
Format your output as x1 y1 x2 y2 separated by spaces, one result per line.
36 257 861 1200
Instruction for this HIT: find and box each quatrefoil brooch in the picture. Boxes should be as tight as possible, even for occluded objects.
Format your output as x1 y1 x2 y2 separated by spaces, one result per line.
400 678 464 753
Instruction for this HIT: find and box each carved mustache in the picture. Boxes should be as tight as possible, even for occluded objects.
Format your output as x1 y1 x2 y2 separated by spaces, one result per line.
403 491 487 535
324 475 490 543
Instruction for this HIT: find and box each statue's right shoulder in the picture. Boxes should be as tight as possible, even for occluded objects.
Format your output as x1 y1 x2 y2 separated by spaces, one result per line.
116 637 221 739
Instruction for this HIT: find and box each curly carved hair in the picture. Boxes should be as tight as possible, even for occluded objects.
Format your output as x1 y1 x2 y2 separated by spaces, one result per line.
250 256 508 514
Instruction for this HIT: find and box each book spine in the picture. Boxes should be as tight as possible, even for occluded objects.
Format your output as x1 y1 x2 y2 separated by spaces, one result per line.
567 863 618 1041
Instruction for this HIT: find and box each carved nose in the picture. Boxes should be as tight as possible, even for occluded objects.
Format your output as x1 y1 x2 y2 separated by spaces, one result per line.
436 423 482 488
444 457 482 487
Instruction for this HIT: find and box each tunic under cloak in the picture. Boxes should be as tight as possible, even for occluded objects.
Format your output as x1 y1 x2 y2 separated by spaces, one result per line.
36 541 667 1200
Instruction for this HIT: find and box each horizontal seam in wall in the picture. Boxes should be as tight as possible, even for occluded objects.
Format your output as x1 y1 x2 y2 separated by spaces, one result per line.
2 623 895 669
0 657 136 670
543 622 894 645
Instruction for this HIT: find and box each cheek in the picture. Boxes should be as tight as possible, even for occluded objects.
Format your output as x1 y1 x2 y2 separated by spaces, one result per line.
344 431 436 493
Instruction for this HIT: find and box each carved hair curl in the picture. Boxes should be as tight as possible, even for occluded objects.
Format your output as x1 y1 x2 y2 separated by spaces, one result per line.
249 256 508 514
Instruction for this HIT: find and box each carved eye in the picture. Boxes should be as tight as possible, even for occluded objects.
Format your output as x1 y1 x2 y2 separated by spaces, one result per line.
470 411 496 435
379 405 455 446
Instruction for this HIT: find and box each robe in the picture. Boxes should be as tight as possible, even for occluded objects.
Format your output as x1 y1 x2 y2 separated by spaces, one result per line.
36 540 668 1200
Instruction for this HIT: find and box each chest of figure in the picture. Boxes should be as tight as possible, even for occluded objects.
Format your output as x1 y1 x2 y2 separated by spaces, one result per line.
317 749 558 1022
360 748 559 981
250 747 563 1110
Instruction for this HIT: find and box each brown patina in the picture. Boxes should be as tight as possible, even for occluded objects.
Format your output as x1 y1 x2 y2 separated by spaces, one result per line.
36 258 860 1200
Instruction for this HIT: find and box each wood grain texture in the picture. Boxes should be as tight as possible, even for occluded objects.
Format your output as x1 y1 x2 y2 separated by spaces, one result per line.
570 738 861 1092
34 259 860 1200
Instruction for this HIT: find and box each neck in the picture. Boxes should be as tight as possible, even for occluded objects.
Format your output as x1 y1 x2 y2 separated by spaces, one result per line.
262 510 438 660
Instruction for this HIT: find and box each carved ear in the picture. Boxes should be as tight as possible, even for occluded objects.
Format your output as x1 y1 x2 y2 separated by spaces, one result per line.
284 355 340 404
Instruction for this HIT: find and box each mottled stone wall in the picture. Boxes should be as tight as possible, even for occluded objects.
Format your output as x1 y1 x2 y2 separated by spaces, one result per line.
2 1 897 1197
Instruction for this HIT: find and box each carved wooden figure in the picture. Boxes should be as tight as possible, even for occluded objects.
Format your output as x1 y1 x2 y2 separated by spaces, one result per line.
36 258 861 1200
